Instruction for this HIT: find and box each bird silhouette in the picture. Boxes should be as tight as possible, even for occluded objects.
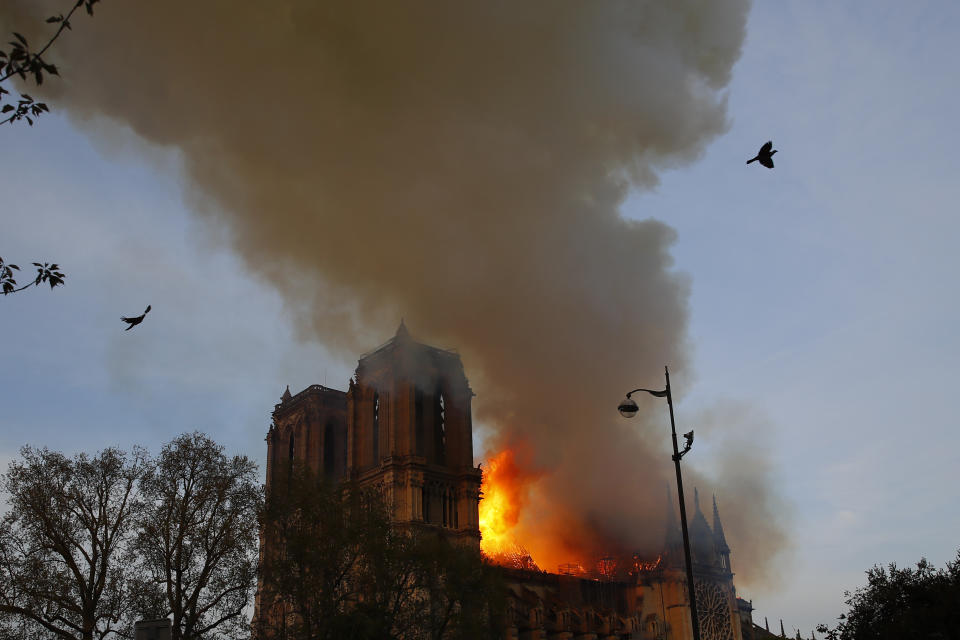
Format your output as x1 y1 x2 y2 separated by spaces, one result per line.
121 305 151 331
747 140 777 168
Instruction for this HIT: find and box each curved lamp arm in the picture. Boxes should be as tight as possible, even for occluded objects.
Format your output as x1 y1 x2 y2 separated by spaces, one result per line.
625 387 668 398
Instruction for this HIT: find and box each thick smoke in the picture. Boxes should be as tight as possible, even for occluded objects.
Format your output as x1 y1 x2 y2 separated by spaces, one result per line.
4 0 785 584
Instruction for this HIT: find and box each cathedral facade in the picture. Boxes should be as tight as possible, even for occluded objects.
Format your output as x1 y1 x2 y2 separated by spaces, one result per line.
256 325 754 640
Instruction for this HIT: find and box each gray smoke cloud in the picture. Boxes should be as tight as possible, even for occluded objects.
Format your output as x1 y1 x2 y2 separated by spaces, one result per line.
3 0 786 584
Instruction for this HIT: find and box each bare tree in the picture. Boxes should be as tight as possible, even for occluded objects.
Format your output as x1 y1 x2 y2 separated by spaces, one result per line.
0 446 146 640
131 433 261 640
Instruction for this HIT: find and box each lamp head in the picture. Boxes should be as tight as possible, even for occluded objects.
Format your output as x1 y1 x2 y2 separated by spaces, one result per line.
618 396 639 418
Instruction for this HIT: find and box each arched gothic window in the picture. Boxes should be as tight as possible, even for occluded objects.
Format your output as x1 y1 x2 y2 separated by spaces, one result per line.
372 391 380 464
415 388 425 457
441 490 446 527
323 422 336 480
421 484 430 523
435 387 446 464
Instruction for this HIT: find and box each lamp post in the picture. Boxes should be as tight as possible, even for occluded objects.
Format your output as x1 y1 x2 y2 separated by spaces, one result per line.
618 365 701 640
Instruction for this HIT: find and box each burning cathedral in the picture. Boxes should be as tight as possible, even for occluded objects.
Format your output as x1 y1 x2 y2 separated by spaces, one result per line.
255 324 760 640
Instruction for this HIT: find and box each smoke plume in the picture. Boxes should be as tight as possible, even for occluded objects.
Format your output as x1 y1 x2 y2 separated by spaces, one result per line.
4 0 787 584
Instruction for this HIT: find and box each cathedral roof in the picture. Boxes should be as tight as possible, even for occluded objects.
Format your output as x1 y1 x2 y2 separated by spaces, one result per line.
355 322 472 396
360 320 458 361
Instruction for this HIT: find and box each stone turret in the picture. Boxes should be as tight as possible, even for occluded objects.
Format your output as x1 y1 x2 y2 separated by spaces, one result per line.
689 488 720 567
713 494 732 571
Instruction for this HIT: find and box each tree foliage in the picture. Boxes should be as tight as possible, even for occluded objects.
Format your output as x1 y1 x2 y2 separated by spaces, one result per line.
1 0 103 295
130 433 261 640
256 465 505 640
0 256 65 295
816 552 960 640
0 435 262 640
1 0 100 126
0 446 147 640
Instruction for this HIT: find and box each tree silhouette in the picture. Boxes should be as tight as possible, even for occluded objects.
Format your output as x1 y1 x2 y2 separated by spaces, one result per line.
129 433 261 640
817 552 960 640
0 446 147 640
1 0 101 126
2 1 104 296
0 256 65 295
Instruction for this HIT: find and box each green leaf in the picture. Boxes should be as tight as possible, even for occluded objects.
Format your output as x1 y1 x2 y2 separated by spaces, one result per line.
1 105 13 113
13 33 27 46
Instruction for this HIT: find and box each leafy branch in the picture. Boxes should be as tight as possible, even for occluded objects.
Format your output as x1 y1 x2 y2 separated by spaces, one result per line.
0 256 65 295
0 0 101 126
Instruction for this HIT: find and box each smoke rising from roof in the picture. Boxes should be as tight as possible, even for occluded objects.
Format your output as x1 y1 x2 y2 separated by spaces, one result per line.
5 0 786 584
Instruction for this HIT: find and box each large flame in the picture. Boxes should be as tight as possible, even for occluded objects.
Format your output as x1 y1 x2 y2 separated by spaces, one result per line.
479 449 539 568
478 449 522 554
479 448 664 577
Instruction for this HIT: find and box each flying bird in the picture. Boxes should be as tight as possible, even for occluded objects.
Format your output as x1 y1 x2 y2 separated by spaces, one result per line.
121 305 151 331
746 141 777 168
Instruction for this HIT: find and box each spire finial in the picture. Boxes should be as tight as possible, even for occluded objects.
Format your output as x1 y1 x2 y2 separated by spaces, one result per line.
397 318 408 337
694 487 702 513
281 385 292 402
664 483 681 551
781 619 786 638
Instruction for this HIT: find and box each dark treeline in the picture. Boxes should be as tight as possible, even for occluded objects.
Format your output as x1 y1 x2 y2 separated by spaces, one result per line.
0 435 504 640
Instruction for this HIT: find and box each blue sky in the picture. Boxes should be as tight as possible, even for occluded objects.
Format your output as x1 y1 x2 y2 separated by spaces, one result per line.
3 2 959 635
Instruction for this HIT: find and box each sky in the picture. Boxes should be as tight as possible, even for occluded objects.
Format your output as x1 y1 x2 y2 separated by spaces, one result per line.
2 1 960 636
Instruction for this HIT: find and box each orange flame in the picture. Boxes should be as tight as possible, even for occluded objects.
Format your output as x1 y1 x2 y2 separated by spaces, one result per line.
478 449 523 556
479 448 652 577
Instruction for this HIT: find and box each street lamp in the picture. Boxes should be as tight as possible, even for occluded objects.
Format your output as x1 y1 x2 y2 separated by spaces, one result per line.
619 365 701 640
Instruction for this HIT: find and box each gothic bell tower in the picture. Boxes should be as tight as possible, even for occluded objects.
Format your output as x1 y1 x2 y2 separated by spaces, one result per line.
656 489 744 640
346 322 482 544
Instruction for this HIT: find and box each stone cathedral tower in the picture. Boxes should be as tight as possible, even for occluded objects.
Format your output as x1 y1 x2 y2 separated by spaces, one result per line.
646 489 743 640
345 321 482 542
263 322 482 543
